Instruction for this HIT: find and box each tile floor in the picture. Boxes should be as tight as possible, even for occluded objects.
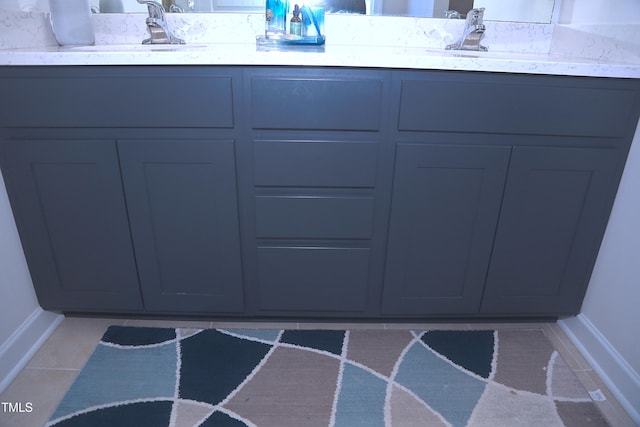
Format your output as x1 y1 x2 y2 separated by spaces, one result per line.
0 317 635 427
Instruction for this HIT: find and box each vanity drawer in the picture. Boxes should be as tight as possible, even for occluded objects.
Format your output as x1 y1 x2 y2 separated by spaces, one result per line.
257 246 370 312
250 77 383 130
253 140 378 187
397 75 637 138
255 195 375 239
0 68 235 128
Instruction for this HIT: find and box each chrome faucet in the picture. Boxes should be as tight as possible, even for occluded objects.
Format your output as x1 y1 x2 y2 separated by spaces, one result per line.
137 0 185 45
446 7 487 52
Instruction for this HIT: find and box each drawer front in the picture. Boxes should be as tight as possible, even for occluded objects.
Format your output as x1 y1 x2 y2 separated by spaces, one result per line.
253 140 378 187
257 246 370 312
251 77 383 130
1 71 235 128
398 77 637 138
255 195 375 239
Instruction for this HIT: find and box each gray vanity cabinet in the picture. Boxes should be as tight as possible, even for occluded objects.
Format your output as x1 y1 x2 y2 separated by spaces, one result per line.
0 140 143 312
480 146 621 315
382 144 510 314
1 66 638 319
118 139 245 313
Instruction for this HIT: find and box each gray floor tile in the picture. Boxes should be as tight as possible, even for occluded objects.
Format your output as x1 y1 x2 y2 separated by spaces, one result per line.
27 317 125 370
580 370 638 427
541 324 588 372
544 323 599 372
123 318 211 329
0 367 77 427
384 322 470 330
468 322 547 331
211 321 298 330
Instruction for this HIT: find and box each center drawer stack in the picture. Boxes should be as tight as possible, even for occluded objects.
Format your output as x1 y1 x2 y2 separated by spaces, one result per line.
247 69 389 315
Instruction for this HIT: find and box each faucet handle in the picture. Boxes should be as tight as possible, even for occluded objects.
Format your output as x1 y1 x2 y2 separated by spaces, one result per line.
445 10 461 19
466 7 485 25
137 0 166 20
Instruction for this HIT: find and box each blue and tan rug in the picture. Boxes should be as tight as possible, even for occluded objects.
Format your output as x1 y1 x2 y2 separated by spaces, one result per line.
46 326 607 426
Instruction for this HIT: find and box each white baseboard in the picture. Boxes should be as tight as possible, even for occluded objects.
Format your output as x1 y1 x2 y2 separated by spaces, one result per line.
0 308 63 394
559 314 640 425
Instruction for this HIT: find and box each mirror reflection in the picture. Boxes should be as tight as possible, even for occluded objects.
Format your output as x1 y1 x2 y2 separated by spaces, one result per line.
93 0 555 24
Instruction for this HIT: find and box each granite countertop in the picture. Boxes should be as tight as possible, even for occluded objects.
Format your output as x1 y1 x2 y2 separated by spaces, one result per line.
1 43 638 78
0 13 638 79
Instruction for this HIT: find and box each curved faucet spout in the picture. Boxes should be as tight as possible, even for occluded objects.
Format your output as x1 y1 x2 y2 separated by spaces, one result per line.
137 0 185 44
137 0 166 19
446 7 488 52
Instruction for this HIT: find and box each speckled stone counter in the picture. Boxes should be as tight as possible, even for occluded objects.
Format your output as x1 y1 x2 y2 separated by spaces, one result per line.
3 43 639 78
0 12 639 78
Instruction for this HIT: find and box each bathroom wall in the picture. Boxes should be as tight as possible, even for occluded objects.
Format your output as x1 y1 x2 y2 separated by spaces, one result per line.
0 172 62 393
556 1 640 422
559 0 640 24
476 0 554 23
380 0 407 16
560 115 640 423
561 120 640 421
0 173 39 351
0 0 48 11
91 0 147 13
411 0 449 19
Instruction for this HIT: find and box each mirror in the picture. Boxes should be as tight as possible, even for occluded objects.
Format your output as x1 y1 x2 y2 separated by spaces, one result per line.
93 0 556 24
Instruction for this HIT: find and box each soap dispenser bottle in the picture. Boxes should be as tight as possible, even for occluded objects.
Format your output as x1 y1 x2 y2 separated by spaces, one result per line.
290 4 302 36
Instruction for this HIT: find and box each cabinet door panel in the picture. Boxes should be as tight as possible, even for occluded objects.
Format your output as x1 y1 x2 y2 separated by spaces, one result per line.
382 144 510 314
119 140 244 313
481 146 620 315
257 246 370 312
253 140 378 188
397 73 638 138
251 77 383 131
255 195 375 239
0 140 142 311
1 70 235 128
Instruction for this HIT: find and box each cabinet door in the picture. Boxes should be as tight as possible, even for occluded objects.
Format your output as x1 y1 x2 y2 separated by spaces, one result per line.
118 140 244 313
481 146 620 315
0 140 142 311
382 144 510 314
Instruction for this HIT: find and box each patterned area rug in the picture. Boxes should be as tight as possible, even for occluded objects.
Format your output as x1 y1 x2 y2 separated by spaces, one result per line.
47 326 607 426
